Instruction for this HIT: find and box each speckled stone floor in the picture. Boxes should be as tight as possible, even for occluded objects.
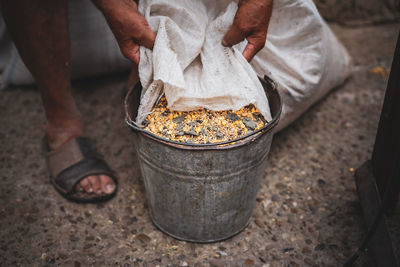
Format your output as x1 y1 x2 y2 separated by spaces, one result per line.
0 23 398 267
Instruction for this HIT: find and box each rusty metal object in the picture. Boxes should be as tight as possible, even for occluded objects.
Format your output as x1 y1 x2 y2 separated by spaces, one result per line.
124 76 282 242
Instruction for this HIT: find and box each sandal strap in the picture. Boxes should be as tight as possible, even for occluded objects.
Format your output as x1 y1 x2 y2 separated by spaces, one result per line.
46 138 85 178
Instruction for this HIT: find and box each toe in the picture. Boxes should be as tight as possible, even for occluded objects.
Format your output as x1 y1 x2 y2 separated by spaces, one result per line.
75 183 84 192
99 175 116 194
88 176 102 194
80 177 93 193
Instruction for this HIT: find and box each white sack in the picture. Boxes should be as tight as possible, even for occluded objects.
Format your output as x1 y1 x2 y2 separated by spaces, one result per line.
137 0 272 124
136 0 350 128
0 0 131 89
250 0 351 131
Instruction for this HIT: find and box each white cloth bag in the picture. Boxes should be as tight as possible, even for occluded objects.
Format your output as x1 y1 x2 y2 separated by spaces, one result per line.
137 0 272 124
137 0 350 129
250 0 351 130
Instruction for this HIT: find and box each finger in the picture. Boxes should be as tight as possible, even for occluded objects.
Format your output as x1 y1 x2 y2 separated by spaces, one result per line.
222 23 247 47
242 33 266 62
127 64 139 90
135 25 156 50
132 50 140 65
122 42 140 65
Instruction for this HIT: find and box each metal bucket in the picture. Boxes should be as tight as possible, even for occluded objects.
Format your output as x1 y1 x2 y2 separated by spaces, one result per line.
124 76 282 242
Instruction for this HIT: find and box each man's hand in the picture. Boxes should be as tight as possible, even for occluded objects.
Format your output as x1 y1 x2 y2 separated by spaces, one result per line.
222 0 273 62
93 0 155 65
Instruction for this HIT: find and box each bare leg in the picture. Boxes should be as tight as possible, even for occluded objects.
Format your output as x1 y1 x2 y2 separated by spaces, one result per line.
1 0 115 195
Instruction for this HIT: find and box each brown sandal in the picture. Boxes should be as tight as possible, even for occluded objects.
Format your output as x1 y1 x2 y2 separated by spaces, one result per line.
44 137 118 203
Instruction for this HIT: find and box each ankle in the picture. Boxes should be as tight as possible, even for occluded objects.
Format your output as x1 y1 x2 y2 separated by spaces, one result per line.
46 121 85 150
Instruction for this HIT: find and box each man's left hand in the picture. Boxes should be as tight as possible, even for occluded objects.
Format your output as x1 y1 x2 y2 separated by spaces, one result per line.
222 0 273 62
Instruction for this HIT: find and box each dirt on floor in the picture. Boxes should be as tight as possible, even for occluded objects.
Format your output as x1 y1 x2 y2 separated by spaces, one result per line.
0 22 399 266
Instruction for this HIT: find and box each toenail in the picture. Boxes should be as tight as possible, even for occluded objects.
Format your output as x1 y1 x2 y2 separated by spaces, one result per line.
105 184 115 194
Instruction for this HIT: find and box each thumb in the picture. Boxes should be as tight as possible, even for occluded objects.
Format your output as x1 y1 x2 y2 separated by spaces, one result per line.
135 24 156 50
242 33 266 62
222 23 246 47
127 64 139 90
121 42 140 65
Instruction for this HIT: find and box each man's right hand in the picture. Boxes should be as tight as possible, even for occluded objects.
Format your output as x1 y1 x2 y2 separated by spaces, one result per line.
93 0 155 65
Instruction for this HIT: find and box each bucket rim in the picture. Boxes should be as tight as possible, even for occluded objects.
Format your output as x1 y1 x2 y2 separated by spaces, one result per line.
124 75 282 150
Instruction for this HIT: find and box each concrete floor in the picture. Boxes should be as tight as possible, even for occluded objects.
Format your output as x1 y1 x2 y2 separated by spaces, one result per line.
0 23 398 266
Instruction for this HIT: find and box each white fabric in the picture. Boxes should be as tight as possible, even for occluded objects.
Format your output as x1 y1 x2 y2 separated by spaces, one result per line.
250 0 351 130
136 0 350 128
137 0 272 124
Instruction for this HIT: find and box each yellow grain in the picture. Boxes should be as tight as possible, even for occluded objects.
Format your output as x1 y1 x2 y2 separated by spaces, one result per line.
143 96 267 144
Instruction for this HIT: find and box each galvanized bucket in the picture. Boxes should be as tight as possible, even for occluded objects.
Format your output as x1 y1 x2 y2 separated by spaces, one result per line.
124 76 282 242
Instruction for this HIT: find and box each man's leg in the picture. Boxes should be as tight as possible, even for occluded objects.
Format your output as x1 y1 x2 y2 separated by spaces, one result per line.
1 0 115 195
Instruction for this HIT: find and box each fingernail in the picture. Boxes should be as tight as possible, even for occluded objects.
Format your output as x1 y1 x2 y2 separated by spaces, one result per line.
96 190 102 194
105 184 115 194
88 187 93 193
